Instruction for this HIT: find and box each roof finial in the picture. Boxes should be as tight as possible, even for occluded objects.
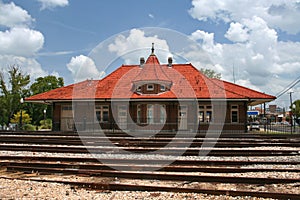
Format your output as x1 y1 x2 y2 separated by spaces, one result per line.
151 42 155 55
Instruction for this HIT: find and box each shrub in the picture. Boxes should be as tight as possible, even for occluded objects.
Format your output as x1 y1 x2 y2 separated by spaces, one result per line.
23 124 36 131
40 119 52 129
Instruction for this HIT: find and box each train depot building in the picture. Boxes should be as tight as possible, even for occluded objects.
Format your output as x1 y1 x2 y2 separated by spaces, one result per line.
26 47 275 133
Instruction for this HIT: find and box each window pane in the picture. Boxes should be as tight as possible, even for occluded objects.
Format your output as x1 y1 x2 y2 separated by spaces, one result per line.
160 105 166 123
232 111 238 123
198 111 204 122
206 111 212 122
96 111 101 121
103 111 109 122
147 105 154 124
147 84 154 91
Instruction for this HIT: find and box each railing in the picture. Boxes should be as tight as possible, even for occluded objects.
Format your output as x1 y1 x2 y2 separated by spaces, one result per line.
262 123 300 134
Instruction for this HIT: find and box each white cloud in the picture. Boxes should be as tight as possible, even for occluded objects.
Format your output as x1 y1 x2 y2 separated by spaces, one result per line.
37 0 69 10
188 1 300 103
187 20 300 98
225 22 249 43
189 0 300 34
0 27 44 57
0 55 48 83
0 1 58 85
108 29 170 64
67 55 101 83
148 14 154 19
0 1 34 28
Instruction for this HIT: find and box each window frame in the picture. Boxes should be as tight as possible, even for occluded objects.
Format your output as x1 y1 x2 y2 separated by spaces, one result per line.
95 105 109 123
147 84 154 91
231 105 239 123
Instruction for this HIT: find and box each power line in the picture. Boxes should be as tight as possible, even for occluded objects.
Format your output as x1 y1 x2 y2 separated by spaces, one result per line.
276 76 300 98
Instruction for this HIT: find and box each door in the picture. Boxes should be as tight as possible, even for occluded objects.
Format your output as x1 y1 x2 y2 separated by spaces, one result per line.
178 105 188 130
61 105 74 131
118 105 127 130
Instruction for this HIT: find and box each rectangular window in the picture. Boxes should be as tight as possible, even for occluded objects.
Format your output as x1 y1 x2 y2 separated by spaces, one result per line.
198 106 204 122
206 110 212 122
95 105 109 122
160 85 165 91
137 104 141 123
147 84 154 91
160 104 166 123
198 105 213 123
231 105 239 123
147 104 154 124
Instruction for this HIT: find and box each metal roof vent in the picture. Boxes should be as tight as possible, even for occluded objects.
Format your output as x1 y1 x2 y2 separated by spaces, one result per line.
140 57 145 68
168 57 173 67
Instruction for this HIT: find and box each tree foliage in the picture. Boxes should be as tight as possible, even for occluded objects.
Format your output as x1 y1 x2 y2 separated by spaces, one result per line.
291 99 300 125
0 65 30 125
200 68 222 79
0 66 64 127
10 110 32 124
30 76 64 95
28 75 64 126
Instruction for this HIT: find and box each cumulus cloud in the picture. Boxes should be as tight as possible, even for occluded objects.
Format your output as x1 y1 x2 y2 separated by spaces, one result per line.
67 55 102 83
0 27 44 57
187 23 300 99
189 0 300 34
0 1 33 28
108 29 170 64
188 1 300 104
225 22 249 43
0 1 58 83
37 0 69 10
0 55 48 82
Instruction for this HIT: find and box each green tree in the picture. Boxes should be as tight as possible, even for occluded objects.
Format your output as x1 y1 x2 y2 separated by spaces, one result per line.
28 75 64 126
291 99 300 125
200 68 222 79
10 110 32 124
0 65 30 126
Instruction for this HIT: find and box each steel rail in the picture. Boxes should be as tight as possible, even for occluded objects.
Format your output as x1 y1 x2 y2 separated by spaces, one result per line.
1 138 299 148
3 161 300 173
0 144 299 156
0 176 298 199
5 166 300 184
1 156 299 166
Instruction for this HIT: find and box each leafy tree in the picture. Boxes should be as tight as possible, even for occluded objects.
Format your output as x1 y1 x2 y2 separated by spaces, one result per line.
28 75 64 126
0 65 30 126
10 110 32 124
291 99 300 125
200 68 221 79
30 76 64 95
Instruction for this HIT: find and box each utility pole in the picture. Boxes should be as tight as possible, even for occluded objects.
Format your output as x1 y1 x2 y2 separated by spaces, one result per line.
289 91 293 133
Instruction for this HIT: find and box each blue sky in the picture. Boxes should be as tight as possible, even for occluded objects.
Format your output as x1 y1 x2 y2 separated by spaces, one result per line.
1 0 300 109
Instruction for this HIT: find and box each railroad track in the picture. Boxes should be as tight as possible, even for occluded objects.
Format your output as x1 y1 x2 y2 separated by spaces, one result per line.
0 131 299 199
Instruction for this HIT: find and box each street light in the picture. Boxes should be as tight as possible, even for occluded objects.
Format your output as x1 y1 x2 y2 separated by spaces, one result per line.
19 97 24 130
43 108 47 129
292 104 296 132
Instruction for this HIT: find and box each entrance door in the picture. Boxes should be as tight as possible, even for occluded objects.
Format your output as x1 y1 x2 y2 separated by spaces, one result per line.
61 105 74 131
178 105 188 130
118 105 127 130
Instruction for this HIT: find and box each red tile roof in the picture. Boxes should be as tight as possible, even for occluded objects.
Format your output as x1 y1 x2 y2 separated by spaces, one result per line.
133 54 172 85
26 54 275 104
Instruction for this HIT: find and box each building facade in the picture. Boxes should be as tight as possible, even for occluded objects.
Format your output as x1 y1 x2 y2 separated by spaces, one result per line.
27 47 276 133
